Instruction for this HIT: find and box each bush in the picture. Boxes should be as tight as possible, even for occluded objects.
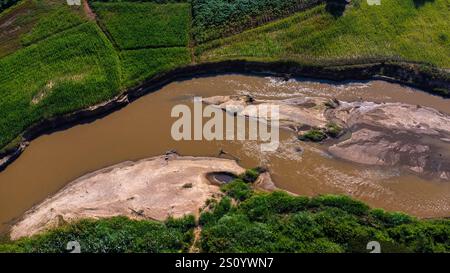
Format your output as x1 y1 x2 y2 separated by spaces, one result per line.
299 129 327 142
311 195 370 216
221 179 253 201
325 122 342 137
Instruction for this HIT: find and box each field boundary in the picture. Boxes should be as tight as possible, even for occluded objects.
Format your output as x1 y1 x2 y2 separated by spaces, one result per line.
0 59 448 172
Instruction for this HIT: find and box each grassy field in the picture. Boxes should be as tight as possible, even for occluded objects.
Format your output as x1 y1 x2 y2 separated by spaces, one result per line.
1 174 448 253
196 0 450 67
0 0 193 151
20 4 86 45
0 22 121 149
0 0 87 58
91 2 191 49
120 47 191 86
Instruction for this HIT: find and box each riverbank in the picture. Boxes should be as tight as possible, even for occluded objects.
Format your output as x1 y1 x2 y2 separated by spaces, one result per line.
1 60 449 172
2 171 449 253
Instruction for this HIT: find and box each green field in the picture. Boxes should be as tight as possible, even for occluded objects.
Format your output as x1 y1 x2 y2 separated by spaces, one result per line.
0 0 87 58
120 47 191 86
20 4 86 45
1 175 448 253
192 0 322 43
197 0 450 67
0 22 121 149
92 2 191 49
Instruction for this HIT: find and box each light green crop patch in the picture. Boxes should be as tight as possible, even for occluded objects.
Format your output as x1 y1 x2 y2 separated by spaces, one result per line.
92 2 191 49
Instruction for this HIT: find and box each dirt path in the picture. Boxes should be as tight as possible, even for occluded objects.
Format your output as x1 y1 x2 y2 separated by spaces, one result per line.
83 0 96 21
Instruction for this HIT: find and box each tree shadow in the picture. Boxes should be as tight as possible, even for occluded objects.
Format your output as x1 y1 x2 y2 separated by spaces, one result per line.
413 0 435 8
325 0 348 18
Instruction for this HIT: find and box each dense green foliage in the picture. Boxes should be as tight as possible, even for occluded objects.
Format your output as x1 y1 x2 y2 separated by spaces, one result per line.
197 0 450 67
0 22 120 149
20 5 86 45
200 181 450 253
92 2 191 49
120 47 191 86
192 0 322 43
0 0 20 13
0 216 196 253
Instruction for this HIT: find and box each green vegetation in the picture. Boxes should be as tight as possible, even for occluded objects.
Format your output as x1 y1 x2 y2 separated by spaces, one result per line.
196 0 450 67
200 180 450 253
1 175 448 253
20 5 86 46
192 0 322 43
0 0 85 58
325 122 342 138
0 22 121 149
92 2 191 49
120 47 191 86
0 216 196 253
0 0 192 151
299 129 327 142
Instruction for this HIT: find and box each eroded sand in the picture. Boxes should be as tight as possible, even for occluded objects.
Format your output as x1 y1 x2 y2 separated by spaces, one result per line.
10 153 245 239
205 95 450 179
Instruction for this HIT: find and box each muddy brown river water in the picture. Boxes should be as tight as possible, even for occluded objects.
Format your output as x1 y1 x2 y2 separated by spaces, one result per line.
1 74 450 234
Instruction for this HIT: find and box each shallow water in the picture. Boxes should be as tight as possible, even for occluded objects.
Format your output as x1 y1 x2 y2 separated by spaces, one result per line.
1 74 449 233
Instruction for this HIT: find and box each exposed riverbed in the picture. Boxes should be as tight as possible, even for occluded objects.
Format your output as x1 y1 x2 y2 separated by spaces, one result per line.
1 75 449 234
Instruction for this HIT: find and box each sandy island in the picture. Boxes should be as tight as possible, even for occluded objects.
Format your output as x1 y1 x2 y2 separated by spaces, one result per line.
10 153 245 240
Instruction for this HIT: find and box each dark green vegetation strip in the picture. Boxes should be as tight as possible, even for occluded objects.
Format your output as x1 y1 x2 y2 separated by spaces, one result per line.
192 0 323 43
91 2 191 49
1 173 448 253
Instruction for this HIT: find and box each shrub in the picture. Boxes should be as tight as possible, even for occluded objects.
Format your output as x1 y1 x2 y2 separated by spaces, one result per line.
221 179 253 201
299 129 327 142
325 122 343 138
312 195 370 216
0 217 194 253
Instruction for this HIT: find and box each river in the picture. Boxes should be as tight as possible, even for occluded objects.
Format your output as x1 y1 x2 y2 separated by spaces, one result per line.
1 74 449 233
